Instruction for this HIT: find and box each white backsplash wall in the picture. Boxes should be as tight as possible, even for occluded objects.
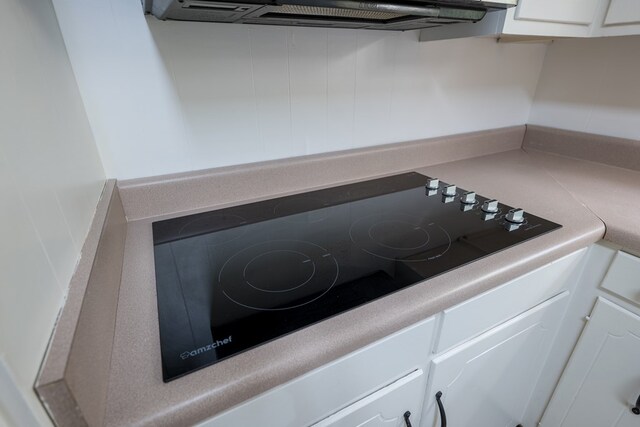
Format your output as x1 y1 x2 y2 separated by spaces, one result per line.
529 35 640 140
50 0 547 180
0 0 105 425
149 22 547 175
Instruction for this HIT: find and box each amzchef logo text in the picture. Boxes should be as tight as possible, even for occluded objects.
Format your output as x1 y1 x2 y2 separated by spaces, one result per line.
179 336 232 360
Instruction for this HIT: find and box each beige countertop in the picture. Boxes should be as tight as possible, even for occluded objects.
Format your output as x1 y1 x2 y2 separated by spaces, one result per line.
103 145 627 426
525 149 640 256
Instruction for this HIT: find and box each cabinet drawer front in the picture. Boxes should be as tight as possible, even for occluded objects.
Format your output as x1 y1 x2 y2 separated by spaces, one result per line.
600 250 640 306
312 369 425 427
436 249 584 353
197 317 436 427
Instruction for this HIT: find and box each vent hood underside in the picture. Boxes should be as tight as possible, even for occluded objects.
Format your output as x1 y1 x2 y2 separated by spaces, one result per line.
149 0 517 31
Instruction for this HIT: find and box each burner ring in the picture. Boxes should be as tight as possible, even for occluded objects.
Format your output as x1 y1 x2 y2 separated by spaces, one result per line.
349 213 451 262
367 220 430 251
218 240 339 311
243 249 316 293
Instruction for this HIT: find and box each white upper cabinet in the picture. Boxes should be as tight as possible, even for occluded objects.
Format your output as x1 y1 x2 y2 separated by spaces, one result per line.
603 0 640 25
503 0 640 37
515 0 600 24
502 0 601 37
595 0 640 36
420 0 640 41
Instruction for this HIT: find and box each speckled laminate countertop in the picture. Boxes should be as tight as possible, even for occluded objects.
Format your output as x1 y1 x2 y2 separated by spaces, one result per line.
102 144 638 426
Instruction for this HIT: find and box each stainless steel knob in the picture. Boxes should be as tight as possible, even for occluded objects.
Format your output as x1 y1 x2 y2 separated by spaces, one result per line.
442 185 457 197
505 208 525 224
460 191 476 205
481 199 499 213
425 178 439 190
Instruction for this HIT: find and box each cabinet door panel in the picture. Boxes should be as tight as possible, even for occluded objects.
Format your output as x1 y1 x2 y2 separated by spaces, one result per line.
423 292 569 427
437 250 583 352
600 251 640 306
541 298 640 427
313 369 425 427
515 0 600 25
604 0 640 26
198 318 435 427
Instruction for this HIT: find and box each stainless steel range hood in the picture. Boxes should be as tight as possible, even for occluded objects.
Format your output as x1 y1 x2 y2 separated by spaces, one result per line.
148 0 517 31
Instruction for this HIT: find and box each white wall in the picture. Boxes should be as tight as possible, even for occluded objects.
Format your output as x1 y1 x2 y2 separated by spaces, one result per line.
0 0 105 425
529 35 640 140
50 0 547 180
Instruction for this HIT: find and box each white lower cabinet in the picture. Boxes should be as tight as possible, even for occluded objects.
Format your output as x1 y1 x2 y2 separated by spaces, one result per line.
600 250 640 306
422 292 570 427
312 369 425 427
436 250 584 353
541 297 640 427
197 317 436 427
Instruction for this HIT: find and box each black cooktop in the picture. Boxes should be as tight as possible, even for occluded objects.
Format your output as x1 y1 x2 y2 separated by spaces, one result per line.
152 172 561 382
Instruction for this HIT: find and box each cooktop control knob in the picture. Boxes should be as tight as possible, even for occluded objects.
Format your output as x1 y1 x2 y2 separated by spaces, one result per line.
442 185 457 197
505 208 525 224
460 191 476 204
481 199 499 213
425 177 440 190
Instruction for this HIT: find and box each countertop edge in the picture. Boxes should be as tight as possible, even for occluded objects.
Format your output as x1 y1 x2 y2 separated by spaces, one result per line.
35 179 128 427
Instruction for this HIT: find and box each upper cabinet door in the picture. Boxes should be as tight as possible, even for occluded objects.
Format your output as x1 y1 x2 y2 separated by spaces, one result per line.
502 0 601 37
604 0 640 25
516 0 601 24
595 0 640 36
541 298 640 427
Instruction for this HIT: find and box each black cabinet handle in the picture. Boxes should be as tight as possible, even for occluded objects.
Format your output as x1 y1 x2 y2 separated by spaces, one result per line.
632 393 640 415
403 411 412 427
435 391 447 427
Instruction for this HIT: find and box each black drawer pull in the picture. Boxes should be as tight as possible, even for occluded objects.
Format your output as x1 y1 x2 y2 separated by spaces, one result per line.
435 391 447 427
403 411 412 427
632 393 640 415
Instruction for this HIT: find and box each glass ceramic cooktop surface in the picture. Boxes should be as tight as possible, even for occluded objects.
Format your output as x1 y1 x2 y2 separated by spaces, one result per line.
152 172 561 381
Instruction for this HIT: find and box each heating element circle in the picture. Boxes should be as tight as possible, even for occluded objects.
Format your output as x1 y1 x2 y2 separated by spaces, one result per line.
349 213 451 262
218 240 339 311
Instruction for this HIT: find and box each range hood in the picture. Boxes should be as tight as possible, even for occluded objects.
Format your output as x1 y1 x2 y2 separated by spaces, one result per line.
148 0 517 31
